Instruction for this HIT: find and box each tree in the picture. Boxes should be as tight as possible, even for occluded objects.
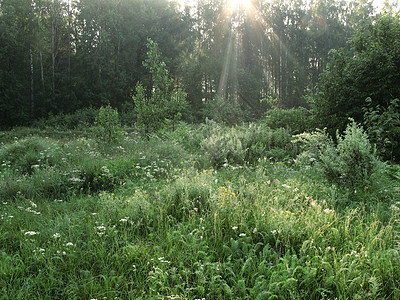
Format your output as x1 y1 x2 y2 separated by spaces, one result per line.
310 14 400 135
0 0 36 126
133 39 187 136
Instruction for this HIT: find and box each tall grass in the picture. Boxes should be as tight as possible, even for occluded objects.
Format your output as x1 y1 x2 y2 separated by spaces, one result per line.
0 122 399 299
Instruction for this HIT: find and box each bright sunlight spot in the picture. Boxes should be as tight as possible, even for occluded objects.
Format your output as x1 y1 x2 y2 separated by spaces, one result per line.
228 0 253 12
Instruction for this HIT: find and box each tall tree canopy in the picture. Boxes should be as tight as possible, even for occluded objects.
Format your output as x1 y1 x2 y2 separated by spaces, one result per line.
0 0 392 127
310 13 400 133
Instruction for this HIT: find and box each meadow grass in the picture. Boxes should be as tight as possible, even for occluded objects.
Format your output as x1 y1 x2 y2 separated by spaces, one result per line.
1 124 400 299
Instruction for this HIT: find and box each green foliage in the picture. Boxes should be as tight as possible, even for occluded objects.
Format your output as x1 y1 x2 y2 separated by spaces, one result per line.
293 128 334 167
201 121 294 167
1 124 400 298
201 125 246 167
98 190 154 233
264 107 312 134
78 160 117 192
363 97 400 161
161 168 215 220
310 14 400 136
0 137 64 176
0 136 86 199
325 121 379 189
133 39 187 136
210 96 244 126
91 105 123 143
295 120 382 193
33 108 98 130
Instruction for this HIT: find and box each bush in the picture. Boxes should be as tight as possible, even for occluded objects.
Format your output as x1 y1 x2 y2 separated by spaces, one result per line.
33 108 97 130
264 107 312 134
98 190 154 232
78 160 117 192
201 122 294 167
211 96 244 126
243 124 293 163
0 137 65 176
309 14 400 135
295 120 381 192
201 125 247 167
363 97 400 162
90 105 123 143
160 169 215 220
293 128 334 167
133 39 187 136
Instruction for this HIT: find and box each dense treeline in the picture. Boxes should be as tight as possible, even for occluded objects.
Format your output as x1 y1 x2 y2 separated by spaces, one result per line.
0 0 398 128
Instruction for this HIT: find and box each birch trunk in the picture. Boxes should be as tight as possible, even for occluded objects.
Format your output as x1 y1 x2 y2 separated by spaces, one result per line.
30 46 34 116
37 9 44 86
52 0 56 92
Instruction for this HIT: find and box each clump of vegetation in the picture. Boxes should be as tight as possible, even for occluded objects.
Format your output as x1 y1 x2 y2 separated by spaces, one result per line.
294 120 389 202
264 107 312 134
90 105 123 143
33 108 98 130
133 39 187 136
310 14 400 135
363 97 400 162
201 121 294 167
211 95 245 126
0 136 64 176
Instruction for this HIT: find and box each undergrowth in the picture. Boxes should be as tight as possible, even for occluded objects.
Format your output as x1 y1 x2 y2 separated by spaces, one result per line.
0 120 399 299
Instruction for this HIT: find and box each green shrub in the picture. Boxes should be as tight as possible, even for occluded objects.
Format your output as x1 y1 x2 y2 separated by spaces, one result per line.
201 126 247 167
78 159 117 192
293 128 334 167
154 122 206 154
201 122 294 167
363 97 400 162
104 137 193 185
133 39 187 136
160 169 215 220
0 137 64 176
98 190 154 232
325 120 378 189
264 107 311 134
91 105 123 143
246 125 293 162
295 120 381 192
33 108 97 130
211 96 244 126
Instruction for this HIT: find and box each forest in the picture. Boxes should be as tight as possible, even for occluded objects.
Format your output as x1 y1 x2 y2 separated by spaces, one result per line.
1 0 400 298
0 0 397 127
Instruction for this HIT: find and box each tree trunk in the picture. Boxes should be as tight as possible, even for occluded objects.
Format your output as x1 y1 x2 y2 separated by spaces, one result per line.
30 46 34 116
37 9 44 87
52 0 56 92
67 0 71 100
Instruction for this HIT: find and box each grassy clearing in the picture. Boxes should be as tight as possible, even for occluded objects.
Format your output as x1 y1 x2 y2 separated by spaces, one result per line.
1 122 400 299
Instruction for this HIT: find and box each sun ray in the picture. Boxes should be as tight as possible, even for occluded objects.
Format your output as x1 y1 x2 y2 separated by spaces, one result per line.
227 0 253 13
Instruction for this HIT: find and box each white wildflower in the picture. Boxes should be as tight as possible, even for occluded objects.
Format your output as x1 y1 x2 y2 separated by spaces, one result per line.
24 231 38 236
